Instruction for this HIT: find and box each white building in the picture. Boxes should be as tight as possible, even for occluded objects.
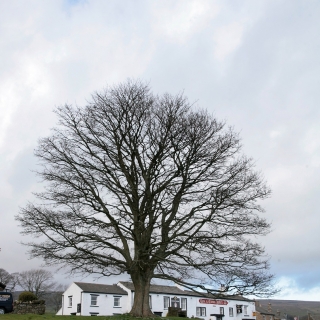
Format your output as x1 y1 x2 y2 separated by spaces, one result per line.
57 281 256 320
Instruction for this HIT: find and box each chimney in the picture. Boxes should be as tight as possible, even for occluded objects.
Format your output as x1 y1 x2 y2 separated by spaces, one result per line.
268 303 272 313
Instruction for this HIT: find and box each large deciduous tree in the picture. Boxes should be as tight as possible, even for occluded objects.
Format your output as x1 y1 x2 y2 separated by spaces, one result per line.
17 80 274 316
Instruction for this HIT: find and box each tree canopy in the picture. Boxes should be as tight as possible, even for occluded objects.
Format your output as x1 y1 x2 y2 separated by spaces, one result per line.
0 268 18 291
17 80 274 316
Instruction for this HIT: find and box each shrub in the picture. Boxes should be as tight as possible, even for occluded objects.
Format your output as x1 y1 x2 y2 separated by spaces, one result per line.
18 291 37 302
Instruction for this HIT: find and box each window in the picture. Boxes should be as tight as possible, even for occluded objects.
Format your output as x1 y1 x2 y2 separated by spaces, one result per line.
171 296 180 308
181 298 187 310
229 307 234 317
164 296 170 309
244 306 248 315
220 307 224 315
68 296 72 307
196 307 206 317
149 295 152 309
114 296 121 307
90 295 98 306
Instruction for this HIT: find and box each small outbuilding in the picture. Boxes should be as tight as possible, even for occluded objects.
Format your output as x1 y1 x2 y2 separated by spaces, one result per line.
255 302 276 320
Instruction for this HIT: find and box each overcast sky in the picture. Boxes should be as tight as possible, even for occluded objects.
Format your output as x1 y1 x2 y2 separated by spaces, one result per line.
1 0 320 301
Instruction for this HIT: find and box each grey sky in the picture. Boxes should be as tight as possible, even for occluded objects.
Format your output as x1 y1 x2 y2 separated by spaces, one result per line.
1 0 320 300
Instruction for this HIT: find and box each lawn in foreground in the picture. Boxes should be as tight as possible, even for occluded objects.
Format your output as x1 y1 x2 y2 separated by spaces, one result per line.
0 314 184 320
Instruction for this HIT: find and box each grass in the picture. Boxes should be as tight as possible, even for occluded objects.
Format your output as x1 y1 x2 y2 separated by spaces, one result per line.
0 315 59 320
0 314 184 320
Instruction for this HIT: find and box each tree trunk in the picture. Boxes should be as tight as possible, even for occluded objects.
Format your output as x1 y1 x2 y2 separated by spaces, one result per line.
130 272 153 317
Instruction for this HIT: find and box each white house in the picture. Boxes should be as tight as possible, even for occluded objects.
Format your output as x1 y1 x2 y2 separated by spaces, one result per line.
57 281 256 320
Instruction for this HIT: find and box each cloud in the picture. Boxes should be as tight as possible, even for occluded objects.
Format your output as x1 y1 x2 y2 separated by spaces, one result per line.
0 0 320 298
275 277 320 301
213 21 244 61
152 0 220 44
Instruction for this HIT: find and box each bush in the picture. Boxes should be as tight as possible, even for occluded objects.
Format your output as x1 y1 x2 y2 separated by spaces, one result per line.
18 291 37 302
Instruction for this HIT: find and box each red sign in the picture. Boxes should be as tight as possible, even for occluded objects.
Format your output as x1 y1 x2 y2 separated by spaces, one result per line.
199 299 228 305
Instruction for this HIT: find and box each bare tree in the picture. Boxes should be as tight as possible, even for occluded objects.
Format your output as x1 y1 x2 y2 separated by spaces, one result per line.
0 269 18 291
17 80 275 316
17 269 54 299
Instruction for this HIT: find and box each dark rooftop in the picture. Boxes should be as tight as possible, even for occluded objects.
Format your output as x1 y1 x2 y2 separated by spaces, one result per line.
119 281 186 295
119 281 253 302
74 282 128 295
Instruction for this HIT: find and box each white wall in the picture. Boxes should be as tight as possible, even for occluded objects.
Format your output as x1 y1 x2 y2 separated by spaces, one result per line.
60 283 82 316
117 282 133 312
190 298 256 320
57 282 256 320
149 293 256 320
58 284 129 316
80 292 128 316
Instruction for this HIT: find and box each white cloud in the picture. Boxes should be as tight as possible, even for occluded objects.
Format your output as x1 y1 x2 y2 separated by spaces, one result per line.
274 277 320 301
213 21 244 61
269 128 285 139
0 0 320 301
152 0 220 44
302 127 320 168
0 82 19 149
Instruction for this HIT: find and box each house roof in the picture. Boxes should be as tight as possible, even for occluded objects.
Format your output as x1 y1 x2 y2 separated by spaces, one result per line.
71 280 253 303
74 282 128 295
119 281 253 302
119 281 187 295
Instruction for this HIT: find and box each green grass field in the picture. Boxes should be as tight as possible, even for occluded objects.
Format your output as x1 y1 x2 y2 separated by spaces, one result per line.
0 315 62 320
0 314 182 320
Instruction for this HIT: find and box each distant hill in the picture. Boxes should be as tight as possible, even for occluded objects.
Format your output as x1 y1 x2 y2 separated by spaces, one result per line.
257 299 320 320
